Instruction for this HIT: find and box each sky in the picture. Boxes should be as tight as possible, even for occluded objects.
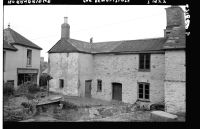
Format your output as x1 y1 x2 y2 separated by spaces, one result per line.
3 5 186 61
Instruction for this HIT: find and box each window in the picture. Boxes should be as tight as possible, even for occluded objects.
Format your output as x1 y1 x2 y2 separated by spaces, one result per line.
27 49 32 66
7 80 14 86
18 73 37 85
59 79 64 89
138 82 150 101
3 51 6 72
97 80 102 92
139 53 150 71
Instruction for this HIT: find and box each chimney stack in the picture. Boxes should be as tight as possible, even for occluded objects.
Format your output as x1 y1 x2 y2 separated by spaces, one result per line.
164 6 185 38
61 17 70 39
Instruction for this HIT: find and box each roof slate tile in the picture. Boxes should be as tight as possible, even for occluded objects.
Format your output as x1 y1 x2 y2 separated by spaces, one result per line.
4 28 42 50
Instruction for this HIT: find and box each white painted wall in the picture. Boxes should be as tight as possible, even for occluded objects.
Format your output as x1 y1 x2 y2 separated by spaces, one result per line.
4 45 41 88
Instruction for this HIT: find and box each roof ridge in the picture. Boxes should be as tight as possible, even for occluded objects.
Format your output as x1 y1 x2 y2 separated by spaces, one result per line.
93 37 165 44
70 38 90 44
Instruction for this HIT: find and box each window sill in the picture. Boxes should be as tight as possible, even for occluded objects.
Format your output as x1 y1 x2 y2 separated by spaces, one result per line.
138 69 150 72
26 65 32 67
137 99 150 102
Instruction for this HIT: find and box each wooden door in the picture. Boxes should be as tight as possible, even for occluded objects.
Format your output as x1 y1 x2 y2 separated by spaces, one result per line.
112 83 122 101
85 80 92 98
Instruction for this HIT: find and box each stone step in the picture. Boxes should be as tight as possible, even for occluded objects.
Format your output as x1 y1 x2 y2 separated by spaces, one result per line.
150 111 178 122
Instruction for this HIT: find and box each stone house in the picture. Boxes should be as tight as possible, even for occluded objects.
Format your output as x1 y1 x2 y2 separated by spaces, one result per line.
3 26 42 88
48 6 185 114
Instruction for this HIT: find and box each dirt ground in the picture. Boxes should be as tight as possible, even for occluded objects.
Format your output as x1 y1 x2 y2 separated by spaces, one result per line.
4 92 185 122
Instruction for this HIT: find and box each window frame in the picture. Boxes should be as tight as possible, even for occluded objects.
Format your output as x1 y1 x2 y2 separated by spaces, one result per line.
97 79 102 92
27 49 32 66
139 53 151 72
137 82 150 101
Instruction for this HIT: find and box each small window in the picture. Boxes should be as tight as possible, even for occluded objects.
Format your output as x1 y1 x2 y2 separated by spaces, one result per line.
138 82 150 101
139 54 150 71
59 79 64 89
7 80 14 86
27 49 32 66
166 31 171 35
97 80 102 92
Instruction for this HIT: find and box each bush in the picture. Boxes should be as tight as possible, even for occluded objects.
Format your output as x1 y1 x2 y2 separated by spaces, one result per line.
39 73 48 87
15 83 28 95
28 83 40 93
16 82 40 95
39 73 53 87
3 82 14 96
60 101 78 110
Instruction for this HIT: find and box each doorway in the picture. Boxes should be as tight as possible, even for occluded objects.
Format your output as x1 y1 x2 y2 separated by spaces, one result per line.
85 80 92 98
112 83 122 101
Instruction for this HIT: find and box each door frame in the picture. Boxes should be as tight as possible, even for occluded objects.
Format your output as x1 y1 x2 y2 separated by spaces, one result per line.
85 80 92 98
112 82 122 101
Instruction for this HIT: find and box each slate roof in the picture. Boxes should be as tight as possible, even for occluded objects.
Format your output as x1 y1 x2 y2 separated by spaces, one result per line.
48 38 91 53
4 28 42 50
111 38 167 53
3 40 17 51
48 37 171 54
91 41 124 53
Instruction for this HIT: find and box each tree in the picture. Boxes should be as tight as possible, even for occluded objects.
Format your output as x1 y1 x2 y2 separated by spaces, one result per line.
39 73 53 96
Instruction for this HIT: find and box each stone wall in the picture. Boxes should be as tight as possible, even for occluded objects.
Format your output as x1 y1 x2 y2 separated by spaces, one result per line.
49 53 79 96
78 53 94 97
164 50 186 113
92 53 165 104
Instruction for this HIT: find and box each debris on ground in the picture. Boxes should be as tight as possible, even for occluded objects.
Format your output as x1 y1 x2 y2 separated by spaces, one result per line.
4 92 184 122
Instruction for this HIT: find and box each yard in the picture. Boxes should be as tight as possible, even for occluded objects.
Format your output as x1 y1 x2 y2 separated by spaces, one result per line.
3 90 185 122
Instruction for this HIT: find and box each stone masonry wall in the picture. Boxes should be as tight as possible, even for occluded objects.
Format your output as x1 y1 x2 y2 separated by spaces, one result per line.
92 53 165 104
164 50 186 113
49 53 79 96
78 53 94 97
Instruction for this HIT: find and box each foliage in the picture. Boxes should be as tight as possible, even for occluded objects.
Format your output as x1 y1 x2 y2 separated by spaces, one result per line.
60 101 78 110
3 82 14 96
28 83 40 93
21 102 36 114
39 73 53 87
15 82 40 95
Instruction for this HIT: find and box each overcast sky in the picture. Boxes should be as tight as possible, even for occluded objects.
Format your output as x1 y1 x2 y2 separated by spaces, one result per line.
3 5 186 61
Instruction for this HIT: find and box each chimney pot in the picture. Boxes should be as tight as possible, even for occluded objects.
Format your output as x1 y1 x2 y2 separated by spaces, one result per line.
64 17 68 24
8 23 10 28
61 17 70 39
